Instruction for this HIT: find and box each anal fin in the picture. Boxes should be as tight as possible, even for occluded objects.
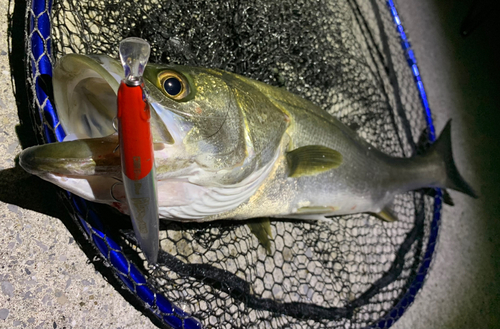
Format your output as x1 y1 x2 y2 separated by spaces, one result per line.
372 207 398 222
247 218 273 254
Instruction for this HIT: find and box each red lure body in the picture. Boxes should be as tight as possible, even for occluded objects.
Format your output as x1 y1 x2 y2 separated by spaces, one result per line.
117 81 154 180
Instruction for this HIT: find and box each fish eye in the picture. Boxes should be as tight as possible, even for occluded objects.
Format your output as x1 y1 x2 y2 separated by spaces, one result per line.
164 77 182 96
158 71 190 100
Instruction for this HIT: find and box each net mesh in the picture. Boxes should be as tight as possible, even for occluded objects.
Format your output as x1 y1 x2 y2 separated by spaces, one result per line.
23 0 438 328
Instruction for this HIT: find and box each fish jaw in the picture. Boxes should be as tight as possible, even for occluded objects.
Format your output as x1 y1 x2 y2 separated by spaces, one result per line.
41 54 195 208
17 134 189 210
19 135 121 176
42 174 127 206
18 134 127 205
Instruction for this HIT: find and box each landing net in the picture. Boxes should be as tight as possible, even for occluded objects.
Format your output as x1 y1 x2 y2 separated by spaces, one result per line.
22 0 441 328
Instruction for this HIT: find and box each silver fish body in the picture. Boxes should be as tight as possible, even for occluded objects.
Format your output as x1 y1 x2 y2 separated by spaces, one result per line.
19 54 476 225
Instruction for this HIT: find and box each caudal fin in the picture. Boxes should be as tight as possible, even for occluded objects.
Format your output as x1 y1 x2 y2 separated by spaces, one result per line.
430 120 478 198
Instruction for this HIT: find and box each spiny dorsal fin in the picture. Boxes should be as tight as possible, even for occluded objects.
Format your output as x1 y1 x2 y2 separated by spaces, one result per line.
286 145 343 178
372 207 398 222
247 218 273 254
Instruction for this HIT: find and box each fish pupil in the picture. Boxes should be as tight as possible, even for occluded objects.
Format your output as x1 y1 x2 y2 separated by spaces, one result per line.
164 77 182 96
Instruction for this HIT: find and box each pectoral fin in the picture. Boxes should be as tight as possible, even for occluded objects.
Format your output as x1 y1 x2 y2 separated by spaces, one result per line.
247 218 273 254
286 145 343 178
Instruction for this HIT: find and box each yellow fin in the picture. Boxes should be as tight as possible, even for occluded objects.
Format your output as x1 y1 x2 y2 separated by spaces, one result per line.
372 207 398 222
247 218 273 254
286 145 343 178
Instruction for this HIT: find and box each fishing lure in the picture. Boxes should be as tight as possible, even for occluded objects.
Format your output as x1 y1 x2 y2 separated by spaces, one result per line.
117 37 159 264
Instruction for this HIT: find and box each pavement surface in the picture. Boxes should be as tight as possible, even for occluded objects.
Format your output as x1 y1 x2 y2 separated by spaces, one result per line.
0 0 499 328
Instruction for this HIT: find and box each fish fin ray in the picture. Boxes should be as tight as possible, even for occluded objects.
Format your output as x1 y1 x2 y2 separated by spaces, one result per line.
247 218 273 254
372 207 398 222
286 145 343 178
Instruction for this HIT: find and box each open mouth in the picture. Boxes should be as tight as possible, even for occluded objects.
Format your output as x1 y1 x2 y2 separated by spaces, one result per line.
19 55 137 206
53 54 124 141
18 54 188 208
53 54 181 147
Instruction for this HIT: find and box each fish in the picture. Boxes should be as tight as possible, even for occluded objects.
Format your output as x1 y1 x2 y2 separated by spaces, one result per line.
19 54 476 248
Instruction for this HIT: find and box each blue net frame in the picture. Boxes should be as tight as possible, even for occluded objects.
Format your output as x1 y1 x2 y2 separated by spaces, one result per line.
25 0 442 328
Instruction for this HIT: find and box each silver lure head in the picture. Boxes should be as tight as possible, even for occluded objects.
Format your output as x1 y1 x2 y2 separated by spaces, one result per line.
119 37 150 86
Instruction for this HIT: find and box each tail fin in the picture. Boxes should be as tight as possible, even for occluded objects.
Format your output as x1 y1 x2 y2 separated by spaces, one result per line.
430 120 478 198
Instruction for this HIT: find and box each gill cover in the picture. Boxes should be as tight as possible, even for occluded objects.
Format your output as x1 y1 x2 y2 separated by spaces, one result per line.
144 65 290 185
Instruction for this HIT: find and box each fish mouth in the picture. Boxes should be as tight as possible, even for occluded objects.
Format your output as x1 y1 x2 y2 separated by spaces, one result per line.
19 55 126 181
20 54 179 174
20 55 126 179
52 54 176 143
53 54 123 140
18 54 178 205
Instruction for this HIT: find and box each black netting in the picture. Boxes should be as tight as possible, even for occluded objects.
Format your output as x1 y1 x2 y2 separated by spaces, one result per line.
24 0 438 328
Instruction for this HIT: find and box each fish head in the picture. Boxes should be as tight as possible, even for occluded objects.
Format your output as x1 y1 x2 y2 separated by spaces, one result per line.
143 63 255 181
20 54 289 218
